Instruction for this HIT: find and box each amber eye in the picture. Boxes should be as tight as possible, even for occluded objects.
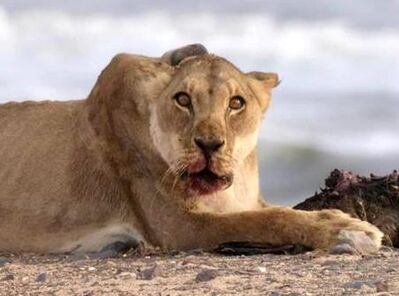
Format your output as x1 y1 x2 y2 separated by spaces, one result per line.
229 96 245 110
174 92 191 108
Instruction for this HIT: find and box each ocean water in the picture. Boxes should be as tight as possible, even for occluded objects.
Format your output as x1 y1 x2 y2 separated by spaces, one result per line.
0 0 398 205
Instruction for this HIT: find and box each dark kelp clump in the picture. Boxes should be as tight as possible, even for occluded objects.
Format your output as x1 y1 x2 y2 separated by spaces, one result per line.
294 169 399 247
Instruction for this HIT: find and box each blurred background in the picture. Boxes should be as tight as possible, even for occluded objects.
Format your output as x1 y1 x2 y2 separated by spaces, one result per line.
0 0 398 205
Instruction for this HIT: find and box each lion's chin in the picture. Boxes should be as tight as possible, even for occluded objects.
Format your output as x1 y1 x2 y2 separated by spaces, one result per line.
182 168 233 196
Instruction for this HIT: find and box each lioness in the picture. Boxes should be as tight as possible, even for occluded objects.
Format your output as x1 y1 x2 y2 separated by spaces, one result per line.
0 44 382 256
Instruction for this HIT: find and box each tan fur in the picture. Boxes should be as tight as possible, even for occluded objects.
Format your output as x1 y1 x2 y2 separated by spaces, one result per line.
0 45 383 254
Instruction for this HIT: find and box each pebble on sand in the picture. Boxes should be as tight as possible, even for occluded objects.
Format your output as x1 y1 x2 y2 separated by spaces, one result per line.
195 269 218 282
36 272 48 283
0 257 12 267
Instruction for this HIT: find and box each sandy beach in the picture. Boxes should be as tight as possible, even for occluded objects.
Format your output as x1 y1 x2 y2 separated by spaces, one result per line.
1 247 398 295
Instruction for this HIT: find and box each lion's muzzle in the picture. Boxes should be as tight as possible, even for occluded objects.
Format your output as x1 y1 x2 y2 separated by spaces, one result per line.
182 157 233 196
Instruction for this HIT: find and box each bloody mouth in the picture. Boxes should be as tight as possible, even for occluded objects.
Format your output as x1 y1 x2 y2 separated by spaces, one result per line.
182 167 233 195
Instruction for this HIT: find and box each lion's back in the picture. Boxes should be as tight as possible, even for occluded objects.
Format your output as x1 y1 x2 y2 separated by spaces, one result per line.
0 100 83 208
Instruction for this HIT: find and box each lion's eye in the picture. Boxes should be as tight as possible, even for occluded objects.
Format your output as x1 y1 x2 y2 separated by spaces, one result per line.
229 96 245 110
174 92 191 108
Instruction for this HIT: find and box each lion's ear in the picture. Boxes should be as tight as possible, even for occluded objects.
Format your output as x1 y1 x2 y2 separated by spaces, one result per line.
246 71 280 112
161 44 208 66
247 72 280 88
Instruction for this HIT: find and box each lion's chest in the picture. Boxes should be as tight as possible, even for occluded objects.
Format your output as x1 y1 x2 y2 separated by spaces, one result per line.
193 181 260 213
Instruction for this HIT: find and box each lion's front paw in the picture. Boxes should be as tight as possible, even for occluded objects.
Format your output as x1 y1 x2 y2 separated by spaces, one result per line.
330 229 383 255
313 210 384 255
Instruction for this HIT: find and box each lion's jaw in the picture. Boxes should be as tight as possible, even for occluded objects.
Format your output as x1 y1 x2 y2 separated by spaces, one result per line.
148 56 267 199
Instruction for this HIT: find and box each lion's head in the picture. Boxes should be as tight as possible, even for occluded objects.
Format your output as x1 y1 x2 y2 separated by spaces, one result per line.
149 48 279 196
87 44 278 198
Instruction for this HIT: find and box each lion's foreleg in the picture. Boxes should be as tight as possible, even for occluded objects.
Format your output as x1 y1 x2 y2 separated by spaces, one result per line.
174 207 383 254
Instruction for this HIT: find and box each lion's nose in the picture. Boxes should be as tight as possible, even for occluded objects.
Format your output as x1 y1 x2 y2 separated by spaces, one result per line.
194 136 225 156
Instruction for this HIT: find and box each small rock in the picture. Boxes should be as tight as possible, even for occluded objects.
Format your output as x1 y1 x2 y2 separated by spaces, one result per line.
0 257 12 267
375 280 389 292
195 269 218 282
88 267 97 272
36 272 48 283
138 265 158 280
2 274 14 281
344 280 374 290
